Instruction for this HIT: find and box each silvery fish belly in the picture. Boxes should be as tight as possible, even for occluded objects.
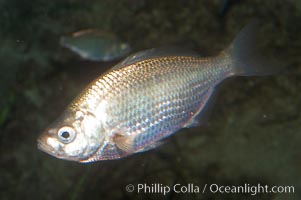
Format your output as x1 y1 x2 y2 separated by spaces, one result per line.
37 21 280 162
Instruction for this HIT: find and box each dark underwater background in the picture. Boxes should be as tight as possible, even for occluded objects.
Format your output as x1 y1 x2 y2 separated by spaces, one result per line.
0 0 300 199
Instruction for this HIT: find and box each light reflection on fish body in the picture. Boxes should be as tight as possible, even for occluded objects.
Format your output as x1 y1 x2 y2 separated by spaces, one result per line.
38 21 281 162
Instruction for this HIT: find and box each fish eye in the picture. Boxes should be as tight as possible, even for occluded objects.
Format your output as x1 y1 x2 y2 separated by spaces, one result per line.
58 126 76 143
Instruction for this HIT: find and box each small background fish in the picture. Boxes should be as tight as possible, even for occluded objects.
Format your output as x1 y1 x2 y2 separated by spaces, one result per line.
0 0 299 200
60 29 131 61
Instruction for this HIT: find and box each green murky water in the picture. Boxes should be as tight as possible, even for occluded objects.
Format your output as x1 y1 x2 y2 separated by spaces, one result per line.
0 0 300 199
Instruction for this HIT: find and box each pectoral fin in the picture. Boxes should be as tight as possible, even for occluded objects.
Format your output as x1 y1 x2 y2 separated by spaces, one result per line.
113 133 136 153
113 132 163 154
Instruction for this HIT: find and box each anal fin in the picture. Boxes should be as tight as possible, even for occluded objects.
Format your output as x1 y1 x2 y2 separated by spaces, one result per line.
183 87 216 128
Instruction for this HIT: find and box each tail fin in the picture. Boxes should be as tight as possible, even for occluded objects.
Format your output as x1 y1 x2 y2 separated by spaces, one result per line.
225 20 284 76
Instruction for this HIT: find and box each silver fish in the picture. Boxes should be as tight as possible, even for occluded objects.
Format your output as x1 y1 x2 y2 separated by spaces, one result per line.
60 29 131 61
38 21 280 162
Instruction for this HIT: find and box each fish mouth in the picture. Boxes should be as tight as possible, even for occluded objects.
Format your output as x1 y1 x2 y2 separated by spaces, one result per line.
37 139 64 161
37 135 65 159
37 136 55 155
37 135 83 162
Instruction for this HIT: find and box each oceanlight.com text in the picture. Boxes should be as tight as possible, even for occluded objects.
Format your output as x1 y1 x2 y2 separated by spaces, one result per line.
125 183 295 196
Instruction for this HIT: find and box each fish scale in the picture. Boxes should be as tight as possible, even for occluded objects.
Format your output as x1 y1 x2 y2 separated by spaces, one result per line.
79 56 233 152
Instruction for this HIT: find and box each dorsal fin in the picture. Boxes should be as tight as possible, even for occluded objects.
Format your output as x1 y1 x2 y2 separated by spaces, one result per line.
111 46 201 70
